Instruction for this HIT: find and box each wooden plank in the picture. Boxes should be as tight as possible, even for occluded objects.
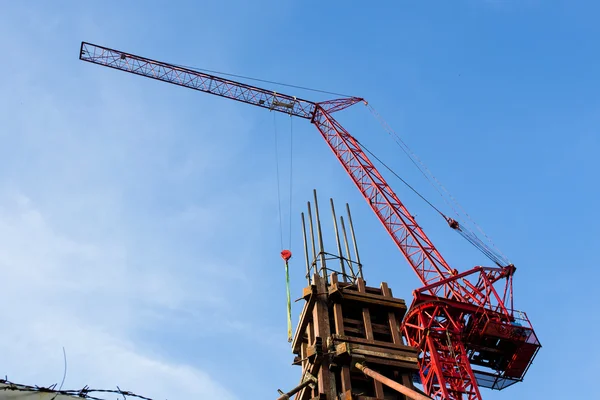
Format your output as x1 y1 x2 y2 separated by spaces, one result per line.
350 343 418 359
374 379 385 399
388 311 402 344
336 291 407 311
342 326 363 335
354 284 405 305
331 274 346 336
330 273 352 393
330 281 407 307
340 365 352 395
350 347 418 363
357 279 384 399
365 286 383 295
303 285 315 299
339 390 353 400
381 282 403 344
359 281 374 341
331 334 419 354
357 278 366 293
343 318 390 336
380 282 393 297
292 285 317 354
312 273 334 398
334 342 418 364
361 357 421 371
401 374 413 400
300 341 308 372
342 317 362 325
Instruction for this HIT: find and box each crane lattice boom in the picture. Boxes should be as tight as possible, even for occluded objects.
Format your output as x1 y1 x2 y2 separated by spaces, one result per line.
80 41 500 304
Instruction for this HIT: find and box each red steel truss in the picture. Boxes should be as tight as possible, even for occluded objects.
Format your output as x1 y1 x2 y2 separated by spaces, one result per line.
402 300 484 399
80 41 540 399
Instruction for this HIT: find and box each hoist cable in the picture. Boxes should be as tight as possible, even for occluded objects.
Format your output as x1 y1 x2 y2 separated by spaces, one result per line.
456 227 509 267
288 116 294 249
274 113 294 343
357 137 511 267
365 104 456 213
365 103 511 266
357 140 447 218
273 113 284 249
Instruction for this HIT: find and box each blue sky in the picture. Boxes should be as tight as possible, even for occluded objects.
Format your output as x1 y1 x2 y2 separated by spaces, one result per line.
1 1 598 399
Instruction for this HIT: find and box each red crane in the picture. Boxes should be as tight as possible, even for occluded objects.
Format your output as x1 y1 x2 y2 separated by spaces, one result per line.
79 42 540 399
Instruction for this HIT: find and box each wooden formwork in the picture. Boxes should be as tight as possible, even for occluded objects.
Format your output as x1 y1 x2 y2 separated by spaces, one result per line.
287 272 424 400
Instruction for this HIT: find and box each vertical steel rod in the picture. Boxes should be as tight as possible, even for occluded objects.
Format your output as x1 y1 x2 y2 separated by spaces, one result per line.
307 201 317 278
313 190 327 281
346 203 363 279
301 212 311 285
339 216 356 280
330 198 347 282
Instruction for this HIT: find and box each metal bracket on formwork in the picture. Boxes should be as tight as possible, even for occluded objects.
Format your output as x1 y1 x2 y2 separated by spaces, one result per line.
292 338 324 366
276 372 318 400
303 372 318 389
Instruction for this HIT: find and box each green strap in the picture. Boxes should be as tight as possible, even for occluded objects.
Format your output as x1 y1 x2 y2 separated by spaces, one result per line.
285 260 292 342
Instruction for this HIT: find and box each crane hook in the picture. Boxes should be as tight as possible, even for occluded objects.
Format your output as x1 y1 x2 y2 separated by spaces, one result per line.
281 249 292 261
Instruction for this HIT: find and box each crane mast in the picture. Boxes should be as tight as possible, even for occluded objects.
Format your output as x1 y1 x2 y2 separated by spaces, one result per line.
80 42 540 400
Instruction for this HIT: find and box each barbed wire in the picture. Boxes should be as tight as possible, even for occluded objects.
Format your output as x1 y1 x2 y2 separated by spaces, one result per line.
0 379 161 400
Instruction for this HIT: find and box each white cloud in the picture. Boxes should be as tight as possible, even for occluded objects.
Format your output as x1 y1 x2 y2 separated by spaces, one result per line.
0 190 236 400
0 3 336 398
0 6 248 399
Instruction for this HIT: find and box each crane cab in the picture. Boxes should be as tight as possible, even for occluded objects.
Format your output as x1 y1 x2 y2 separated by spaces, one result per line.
465 311 541 390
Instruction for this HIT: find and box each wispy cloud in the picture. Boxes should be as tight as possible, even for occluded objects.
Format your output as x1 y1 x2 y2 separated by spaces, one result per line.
0 5 250 399
0 187 237 399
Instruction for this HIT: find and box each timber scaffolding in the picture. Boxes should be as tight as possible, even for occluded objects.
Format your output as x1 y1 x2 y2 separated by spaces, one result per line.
277 191 431 400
